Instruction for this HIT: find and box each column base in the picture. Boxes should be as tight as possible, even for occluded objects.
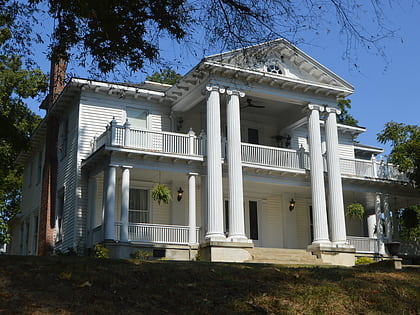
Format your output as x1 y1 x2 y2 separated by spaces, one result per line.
205 233 227 242
227 234 252 243
308 243 356 267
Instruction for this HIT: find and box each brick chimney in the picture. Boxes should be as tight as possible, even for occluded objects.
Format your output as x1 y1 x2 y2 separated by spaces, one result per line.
38 58 66 255
39 58 67 111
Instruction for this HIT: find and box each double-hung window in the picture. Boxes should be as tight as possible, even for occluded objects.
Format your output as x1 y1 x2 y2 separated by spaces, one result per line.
129 189 150 223
127 108 148 129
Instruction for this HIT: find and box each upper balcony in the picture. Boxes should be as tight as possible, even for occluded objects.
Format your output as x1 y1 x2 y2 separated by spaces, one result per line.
90 121 409 183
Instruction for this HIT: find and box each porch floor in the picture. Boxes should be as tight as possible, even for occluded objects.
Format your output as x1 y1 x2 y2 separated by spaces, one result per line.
245 247 330 265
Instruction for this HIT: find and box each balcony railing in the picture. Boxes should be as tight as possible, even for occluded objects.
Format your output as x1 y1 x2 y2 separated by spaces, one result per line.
92 120 408 182
347 236 379 253
340 157 408 182
241 143 308 170
92 120 205 157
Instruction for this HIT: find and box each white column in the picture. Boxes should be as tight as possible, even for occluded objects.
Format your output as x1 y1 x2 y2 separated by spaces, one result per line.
375 193 385 254
188 173 198 244
120 166 131 242
383 194 391 242
325 107 347 244
87 175 97 247
226 89 247 242
307 104 330 244
103 165 117 241
205 85 226 241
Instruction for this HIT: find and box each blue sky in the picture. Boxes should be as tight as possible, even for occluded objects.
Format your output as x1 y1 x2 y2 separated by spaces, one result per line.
27 2 420 156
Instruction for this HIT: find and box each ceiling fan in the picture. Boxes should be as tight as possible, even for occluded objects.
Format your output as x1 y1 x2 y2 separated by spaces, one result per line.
241 98 265 110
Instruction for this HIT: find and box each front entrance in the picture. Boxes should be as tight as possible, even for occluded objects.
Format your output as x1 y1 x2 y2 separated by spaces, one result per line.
224 200 260 246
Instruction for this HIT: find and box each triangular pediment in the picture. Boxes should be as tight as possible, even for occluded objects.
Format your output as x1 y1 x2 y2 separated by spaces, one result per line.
204 38 353 92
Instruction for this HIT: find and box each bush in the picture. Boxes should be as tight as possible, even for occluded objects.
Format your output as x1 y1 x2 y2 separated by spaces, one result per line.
355 256 374 265
130 250 152 260
93 244 109 259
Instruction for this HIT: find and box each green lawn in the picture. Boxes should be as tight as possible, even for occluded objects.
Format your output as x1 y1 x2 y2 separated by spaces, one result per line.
0 256 419 314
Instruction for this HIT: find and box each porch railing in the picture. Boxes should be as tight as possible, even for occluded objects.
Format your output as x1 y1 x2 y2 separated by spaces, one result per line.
92 120 205 156
241 143 308 170
114 222 200 245
340 157 408 182
347 236 379 253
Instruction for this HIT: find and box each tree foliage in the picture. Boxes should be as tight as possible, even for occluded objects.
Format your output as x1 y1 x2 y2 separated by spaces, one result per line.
146 68 182 85
337 99 358 127
0 7 47 245
377 122 420 185
399 206 420 241
20 0 400 74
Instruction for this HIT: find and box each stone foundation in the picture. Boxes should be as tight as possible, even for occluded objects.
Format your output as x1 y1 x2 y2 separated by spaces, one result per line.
102 241 199 261
308 243 356 267
199 241 253 262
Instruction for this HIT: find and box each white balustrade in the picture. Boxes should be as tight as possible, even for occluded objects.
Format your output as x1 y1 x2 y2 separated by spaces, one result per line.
347 236 379 253
113 222 201 245
340 158 408 182
92 123 204 156
241 143 303 169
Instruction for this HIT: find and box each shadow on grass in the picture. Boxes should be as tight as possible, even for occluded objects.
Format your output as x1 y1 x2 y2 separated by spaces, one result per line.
0 256 418 314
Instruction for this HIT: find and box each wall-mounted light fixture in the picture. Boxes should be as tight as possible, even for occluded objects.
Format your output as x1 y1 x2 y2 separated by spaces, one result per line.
289 198 296 211
177 187 184 202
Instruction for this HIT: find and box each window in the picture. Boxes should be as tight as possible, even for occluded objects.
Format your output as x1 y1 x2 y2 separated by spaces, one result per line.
129 189 149 223
224 200 229 235
266 64 282 74
249 201 259 240
127 108 148 129
55 187 65 243
58 119 68 159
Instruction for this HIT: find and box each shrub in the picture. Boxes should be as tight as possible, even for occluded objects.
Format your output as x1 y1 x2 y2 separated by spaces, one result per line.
130 250 152 260
93 244 109 259
355 256 374 265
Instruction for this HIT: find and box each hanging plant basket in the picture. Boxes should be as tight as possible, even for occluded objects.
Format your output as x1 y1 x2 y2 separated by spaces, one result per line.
151 184 172 205
346 202 365 219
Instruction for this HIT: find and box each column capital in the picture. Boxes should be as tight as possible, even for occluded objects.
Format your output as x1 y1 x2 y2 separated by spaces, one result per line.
188 172 199 176
120 165 133 169
307 103 325 112
325 106 341 115
205 85 225 94
226 89 245 97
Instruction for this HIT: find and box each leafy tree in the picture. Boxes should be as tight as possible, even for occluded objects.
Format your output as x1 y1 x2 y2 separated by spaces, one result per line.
337 99 358 127
377 122 420 185
22 0 402 74
398 206 420 242
146 68 182 85
377 122 420 241
0 6 48 246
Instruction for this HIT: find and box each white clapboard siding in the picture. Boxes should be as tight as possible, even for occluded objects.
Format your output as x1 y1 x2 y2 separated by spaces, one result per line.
259 197 283 248
295 199 311 249
152 200 171 225
20 148 44 217
57 104 80 251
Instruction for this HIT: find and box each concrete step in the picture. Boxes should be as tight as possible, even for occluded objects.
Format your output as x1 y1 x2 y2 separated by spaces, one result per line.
246 247 329 265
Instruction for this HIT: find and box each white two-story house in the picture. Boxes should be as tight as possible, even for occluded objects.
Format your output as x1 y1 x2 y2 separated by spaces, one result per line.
8 39 418 266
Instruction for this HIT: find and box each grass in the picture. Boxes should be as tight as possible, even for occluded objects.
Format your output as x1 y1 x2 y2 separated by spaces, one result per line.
0 255 419 314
